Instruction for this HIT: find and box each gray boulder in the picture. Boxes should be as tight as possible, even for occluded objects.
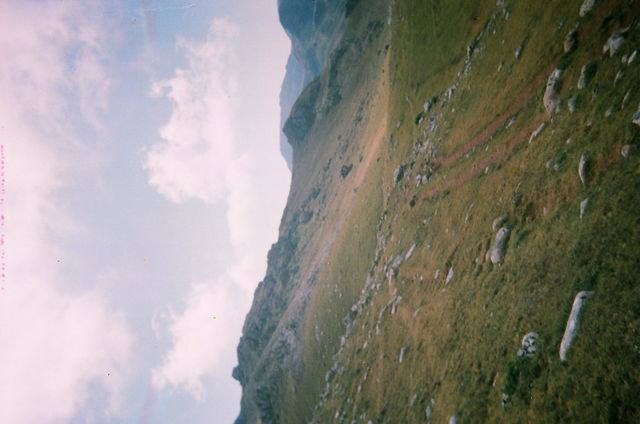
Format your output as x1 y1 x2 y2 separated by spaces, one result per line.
491 227 511 264
560 291 594 361
517 332 539 357
544 69 562 116
603 28 628 57
579 0 595 16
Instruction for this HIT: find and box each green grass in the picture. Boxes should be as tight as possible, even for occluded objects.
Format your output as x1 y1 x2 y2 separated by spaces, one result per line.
238 0 640 422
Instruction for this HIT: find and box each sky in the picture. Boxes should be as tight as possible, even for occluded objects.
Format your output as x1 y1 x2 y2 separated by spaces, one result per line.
0 1 291 423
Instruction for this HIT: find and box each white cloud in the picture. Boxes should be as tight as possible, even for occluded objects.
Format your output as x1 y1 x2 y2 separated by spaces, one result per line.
147 15 290 402
151 280 244 400
0 2 134 423
144 18 239 205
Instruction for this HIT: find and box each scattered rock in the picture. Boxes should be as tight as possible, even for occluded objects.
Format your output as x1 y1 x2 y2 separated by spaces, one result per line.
529 122 547 143
394 164 405 184
515 45 523 59
445 267 455 285
579 0 596 16
577 62 597 89
621 144 638 158
605 106 614 118
490 227 511 264
614 69 624 85
399 346 407 363
449 416 458 424
546 159 553 169
628 50 637 64
564 27 578 53
580 197 589 219
544 69 562 116
492 216 507 231
633 104 640 127
517 332 539 357
560 291 594 362
568 97 577 113
622 90 631 108
603 27 628 57
578 153 588 185
404 243 416 261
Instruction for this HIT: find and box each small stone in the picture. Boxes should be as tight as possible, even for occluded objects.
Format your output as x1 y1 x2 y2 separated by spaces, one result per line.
578 62 597 89
445 267 454 285
399 346 407 363
578 153 588 185
628 50 637 64
603 27 628 57
517 332 539 357
449 416 458 424
580 197 589 219
564 27 579 53
633 104 640 127
515 45 523 59
560 291 594 361
490 227 511 264
529 122 547 143
498 61 504 72
568 97 577 113
579 0 595 16
566 137 573 145
605 106 614 118
622 91 631 108
544 69 562 115
614 69 624 85
546 159 553 169
621 144 638 158
394 164 405 184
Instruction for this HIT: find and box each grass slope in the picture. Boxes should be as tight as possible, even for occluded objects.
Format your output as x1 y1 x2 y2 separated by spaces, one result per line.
263 0 640 422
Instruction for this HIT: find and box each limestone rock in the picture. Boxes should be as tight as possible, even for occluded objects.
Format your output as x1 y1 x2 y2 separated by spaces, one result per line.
603 28 628 57
621 144 638 158
564 27 578 53
568 97 577 113
517 332 539 357
529 122 547 143
633 104 640 127
399 346 407 363
490 227 511 264
580 197 589 219
445 267 454 284
579 0 595 16
544 69 562 116
577 62 596 89
578 153 588 185
560 291 594 361
394 164 405 184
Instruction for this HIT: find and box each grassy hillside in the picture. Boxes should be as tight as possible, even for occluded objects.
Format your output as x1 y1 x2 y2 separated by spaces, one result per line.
236 0 640 422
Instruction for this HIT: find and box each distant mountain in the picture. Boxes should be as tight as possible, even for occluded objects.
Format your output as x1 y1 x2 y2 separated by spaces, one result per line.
277 0 347 169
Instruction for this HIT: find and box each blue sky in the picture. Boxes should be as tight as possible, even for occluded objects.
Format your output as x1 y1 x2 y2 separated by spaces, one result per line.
0 1 290 422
